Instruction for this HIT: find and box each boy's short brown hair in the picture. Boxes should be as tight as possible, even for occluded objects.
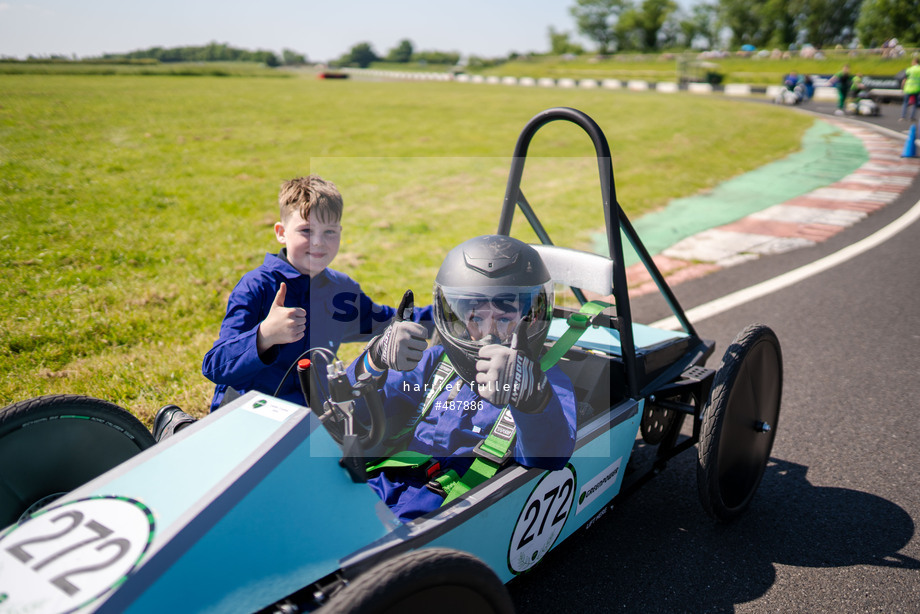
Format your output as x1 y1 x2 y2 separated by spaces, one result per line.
279 175 343 223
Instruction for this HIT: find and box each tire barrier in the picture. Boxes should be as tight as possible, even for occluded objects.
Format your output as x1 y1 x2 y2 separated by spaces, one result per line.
656 82 679 93
345 68 808 99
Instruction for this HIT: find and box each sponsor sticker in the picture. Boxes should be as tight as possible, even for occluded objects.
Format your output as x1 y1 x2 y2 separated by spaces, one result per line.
575 457 622 515
243 397 300 422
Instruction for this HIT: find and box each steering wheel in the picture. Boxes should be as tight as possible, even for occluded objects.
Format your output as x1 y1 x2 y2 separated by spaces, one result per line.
321 371 387 453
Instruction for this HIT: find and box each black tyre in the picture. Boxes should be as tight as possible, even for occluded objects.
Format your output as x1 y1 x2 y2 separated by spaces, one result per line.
0 394 155 528
323 548 514 614
697 324 783 522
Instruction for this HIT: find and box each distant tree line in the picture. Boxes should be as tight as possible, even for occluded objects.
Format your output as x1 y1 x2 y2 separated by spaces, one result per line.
567 0 920 53
97 42 308 67
328 0 920 73
17 0 916 73
331 40 461 68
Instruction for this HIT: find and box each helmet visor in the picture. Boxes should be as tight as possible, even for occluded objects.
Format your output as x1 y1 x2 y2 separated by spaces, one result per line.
434 283 553 350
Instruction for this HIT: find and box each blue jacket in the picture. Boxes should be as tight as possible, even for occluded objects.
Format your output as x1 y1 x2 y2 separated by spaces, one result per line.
349 346 577 523
202 251 432 411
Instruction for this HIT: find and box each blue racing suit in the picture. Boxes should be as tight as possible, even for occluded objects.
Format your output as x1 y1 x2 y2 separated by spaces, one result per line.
202 250 432 411
349 346 577 522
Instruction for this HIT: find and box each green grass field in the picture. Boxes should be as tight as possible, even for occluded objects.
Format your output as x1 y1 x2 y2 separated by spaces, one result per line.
480 52 914 85
367 49 915 86
0 71 814 424
0 61 289 77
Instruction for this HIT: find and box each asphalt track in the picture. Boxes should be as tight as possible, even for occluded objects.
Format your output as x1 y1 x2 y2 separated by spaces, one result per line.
506 101 920 613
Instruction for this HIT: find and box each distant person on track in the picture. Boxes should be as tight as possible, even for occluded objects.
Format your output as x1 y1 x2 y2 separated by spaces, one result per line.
900 57 920 122
829 64 853 115
851 73 867 98
780 71 806 104
803 74 814 100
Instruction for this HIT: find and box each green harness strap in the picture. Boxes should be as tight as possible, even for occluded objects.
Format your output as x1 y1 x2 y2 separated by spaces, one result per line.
366 449 435 474
438 300 613 505
367 300 614 501
366 354 456 475
539 300 611 368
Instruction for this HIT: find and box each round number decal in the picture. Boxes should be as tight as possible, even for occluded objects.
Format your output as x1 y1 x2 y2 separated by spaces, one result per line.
0 496 155 614
508 465 576 573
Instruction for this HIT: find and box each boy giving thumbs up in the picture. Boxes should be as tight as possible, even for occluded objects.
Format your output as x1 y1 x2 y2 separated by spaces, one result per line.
200 175 432 413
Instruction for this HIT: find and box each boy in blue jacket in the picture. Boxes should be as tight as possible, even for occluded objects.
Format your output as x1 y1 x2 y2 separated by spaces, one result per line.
154 175 430 439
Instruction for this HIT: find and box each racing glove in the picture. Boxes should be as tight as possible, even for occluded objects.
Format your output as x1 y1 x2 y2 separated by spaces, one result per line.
475 344 551 414
367 290 428 372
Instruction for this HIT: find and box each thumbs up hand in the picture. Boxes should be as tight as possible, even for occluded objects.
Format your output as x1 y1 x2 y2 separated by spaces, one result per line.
366 290 428 372
257 282 307 356
475 317 551 413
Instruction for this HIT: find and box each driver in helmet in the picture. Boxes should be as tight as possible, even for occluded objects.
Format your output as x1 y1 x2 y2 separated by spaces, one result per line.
349 235 577 523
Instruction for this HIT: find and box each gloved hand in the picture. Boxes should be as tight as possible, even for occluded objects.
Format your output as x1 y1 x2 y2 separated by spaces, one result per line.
475 319 551 413
367 290 428 372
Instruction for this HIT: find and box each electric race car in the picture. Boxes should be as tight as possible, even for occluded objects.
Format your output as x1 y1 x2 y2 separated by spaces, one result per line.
0 107 783 614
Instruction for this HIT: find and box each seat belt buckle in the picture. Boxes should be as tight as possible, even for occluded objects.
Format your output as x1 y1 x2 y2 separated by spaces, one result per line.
472 435 515 465
473 406 517 465
425 479 447 497
425 468 459 498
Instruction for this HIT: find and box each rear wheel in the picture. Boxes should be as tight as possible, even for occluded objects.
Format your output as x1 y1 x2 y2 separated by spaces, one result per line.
0 394 155 528
323 548 514 614
697 324 783 522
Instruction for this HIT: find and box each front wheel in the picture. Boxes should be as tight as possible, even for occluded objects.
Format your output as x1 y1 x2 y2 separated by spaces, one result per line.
697 324 783 522
0 394 155 528
322 548 514 614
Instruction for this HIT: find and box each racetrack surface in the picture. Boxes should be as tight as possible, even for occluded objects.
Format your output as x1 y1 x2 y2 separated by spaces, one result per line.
619 109 920 298
507 109 920 613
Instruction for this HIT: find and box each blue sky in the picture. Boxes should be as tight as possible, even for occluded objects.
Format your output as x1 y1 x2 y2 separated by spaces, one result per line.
0 0 589 62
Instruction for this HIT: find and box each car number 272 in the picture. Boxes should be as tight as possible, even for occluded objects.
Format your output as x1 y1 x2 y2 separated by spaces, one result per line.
0 496 155 613
508 465 576 573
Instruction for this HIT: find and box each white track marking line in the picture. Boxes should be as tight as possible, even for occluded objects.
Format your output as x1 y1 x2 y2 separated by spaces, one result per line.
651 196 920 330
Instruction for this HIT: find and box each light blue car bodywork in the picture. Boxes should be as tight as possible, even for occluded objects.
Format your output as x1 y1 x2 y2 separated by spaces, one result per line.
0 318 692 613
